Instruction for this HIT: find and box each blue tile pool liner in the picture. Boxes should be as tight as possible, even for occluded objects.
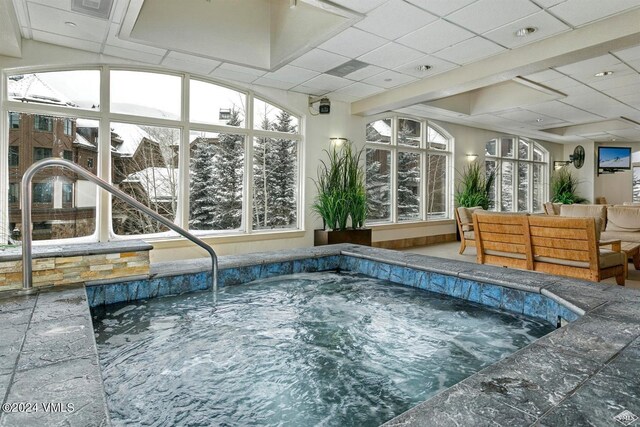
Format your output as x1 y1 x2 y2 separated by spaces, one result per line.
85 254 579 326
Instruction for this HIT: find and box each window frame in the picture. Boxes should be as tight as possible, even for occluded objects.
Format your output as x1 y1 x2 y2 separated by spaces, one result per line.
486 136 548 213
2 65 305 244
365 114 453 225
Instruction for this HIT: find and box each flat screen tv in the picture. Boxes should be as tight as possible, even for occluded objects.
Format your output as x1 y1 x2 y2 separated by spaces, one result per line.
598 146 631 170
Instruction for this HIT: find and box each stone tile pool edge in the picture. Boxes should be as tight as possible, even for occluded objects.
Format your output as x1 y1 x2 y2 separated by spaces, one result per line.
2 244 639 426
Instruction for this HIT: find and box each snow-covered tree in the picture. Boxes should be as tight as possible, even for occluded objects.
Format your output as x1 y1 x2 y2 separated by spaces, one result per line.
189 137 216 229
365 149 391 221
397 122 420 219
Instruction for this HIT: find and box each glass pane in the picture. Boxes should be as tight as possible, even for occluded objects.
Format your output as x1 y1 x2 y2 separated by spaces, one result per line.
486 160 497 210
252 136 298 230
517 163 529 212
366 119 391 144
189 130 245 231
190 80 246 127
7 112 97 241
398 151 421 221
8 70 100 110
533 144 544 162
365 148 391 222
533 164 544 212
501 161 514 211
486 139 497 156
518 140 529 160
397 118 420 147
501 138 514 158
111 71 181 120
111 123 180 235
426 154 447 219
427 126 447 150
253 99 299 133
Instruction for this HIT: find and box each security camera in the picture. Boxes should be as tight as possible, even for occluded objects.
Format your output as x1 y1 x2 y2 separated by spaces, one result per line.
309 96 331 114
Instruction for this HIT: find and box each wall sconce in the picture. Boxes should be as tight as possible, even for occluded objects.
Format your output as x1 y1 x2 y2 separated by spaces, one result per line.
466 153 478 162
330 137 348 146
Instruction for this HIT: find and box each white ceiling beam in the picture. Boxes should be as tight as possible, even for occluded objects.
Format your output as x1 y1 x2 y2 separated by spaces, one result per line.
351 8 640 116
0 0 22 58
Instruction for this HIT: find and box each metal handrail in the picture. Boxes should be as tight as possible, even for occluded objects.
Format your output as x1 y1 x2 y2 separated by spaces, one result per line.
20 158 218 292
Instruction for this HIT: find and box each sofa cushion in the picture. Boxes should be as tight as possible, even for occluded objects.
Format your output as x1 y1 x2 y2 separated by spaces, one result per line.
606 206 640 232
457 206 483 231
534 249 624 269
560 204 607 225
601 230 640 243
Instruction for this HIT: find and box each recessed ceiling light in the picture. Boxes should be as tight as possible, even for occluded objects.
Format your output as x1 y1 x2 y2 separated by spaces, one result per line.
594 71 614 77
536 118 544 122
416 65 432 72
64 21 77 27
515 27 537 37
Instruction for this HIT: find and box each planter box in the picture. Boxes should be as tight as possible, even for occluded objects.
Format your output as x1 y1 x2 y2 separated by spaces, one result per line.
314 228 372 246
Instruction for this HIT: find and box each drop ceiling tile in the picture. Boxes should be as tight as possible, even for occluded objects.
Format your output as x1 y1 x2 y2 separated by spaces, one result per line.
362 70 418 88
432 37 505 65
106 23 167 56
215 63 267 77
329 0 388 13
483 11 570 48
560 95 633 119
604 82 640 98
526 100 603 122
162 51 221 75
559 83 597 96
358 42 425 68
302 74 354 91
627 59 640 71
396 19 474 54
548 0 640 27
28 2 108 43
393 55 458 78
331 82 385 98
447 0 540 34
524 69 565 82
354 0 438 40
289 49 350 73
262 65 320 85
532 0 566 7
103 45 164 64
344 64 385 81
614 45 640 62
497 109 567 127
318 27 388 59
252 77 298 90
588 73 640 91
290 85 328 97
210 67 260 84
405 0 478 17
541 75 583 90
618 92 640 107
607 128 640 140
31 30 102 53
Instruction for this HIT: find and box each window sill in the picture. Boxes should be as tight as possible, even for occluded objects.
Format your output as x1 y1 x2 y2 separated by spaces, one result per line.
368 219 454 231
130 229 307 249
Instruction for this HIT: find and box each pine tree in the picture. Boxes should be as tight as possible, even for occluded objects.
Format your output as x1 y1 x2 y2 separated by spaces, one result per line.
210 109 244 229
252 116 271 228
189 137 216 229
268 110 297 227
397 122 420 219
365 149 390 221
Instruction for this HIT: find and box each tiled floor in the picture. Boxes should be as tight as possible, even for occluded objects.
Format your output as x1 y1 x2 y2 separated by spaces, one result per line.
402 241 640 290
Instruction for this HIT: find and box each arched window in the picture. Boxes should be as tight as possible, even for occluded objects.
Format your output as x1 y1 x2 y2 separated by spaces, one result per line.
485 137 548 212
2 67 302 242
365 116 452 223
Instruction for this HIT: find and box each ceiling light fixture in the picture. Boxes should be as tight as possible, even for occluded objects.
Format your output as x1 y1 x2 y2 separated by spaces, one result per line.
536 118 544 122
515 27 537 37
594 71 614 77
64 21 77 27
416 65 432 72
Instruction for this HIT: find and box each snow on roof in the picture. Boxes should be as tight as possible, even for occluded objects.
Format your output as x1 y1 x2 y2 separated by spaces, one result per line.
7 74 78 107
123 167 177 202
109 122 153 157
76 118 98 128
371 119 391 138
74 132 96 150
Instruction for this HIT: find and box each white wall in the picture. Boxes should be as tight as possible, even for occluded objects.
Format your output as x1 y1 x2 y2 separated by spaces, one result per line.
0 40 566 262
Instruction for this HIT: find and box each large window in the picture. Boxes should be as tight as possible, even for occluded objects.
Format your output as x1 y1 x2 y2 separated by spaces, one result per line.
3 68 302 242
365 116 452 223
486 137 548 212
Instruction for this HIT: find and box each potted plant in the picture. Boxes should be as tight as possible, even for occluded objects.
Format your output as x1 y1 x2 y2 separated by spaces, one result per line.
550 167 588 204
312 141 371 246
454 162 495 210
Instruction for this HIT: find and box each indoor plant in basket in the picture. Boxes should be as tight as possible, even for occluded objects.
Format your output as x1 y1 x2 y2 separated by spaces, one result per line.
312 141 371 246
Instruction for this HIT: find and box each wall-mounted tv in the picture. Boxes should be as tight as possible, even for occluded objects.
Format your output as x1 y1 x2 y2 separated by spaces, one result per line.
598 146 631 170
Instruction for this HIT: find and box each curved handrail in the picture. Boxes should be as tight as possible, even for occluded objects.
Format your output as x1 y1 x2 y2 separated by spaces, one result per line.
20 158 218 292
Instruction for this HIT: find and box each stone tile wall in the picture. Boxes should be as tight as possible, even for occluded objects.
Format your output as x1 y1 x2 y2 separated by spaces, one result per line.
0 251 150 291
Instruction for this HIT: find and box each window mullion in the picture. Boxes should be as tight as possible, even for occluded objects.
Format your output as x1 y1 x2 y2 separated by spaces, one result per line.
179 73 190 230
245 91 255 234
